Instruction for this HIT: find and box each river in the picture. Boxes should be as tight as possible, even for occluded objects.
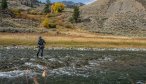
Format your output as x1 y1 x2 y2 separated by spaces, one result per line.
0 47 146 84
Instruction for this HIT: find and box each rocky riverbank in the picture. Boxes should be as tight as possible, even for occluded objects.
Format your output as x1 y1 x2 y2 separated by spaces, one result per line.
0 47 146 83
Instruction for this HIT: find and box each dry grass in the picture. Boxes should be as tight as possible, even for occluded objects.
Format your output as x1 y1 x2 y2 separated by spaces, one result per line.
0 33 146 48
20 13 45 21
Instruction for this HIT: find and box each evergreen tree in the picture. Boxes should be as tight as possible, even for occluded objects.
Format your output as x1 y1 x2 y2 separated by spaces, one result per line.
44 0 51 13
46 0 50 4
73 6 80 23
1 0 8 10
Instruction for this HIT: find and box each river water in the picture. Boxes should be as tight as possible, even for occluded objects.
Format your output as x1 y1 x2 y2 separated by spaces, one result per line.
0 47 146 84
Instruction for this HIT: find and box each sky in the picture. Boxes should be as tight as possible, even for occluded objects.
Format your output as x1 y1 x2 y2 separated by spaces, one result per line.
38 0 96 4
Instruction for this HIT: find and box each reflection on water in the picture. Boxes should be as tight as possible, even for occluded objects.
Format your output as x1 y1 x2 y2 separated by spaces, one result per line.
0 47 146 84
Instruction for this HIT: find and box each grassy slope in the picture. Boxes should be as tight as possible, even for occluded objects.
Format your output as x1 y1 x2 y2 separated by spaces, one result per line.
0 7 146 48
0 32 146 48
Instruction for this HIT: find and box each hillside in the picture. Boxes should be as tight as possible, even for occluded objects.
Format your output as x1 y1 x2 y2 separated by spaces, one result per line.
61 1 84 8
7 0 41 10
0 0 74 34
78 0 146 37
1 0 146 37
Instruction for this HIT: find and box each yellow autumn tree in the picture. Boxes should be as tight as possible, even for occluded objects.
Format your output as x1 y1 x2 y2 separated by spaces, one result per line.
41 18 49 28
51 2 65 13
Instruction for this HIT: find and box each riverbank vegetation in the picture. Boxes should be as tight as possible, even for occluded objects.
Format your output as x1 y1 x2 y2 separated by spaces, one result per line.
0 33 146 48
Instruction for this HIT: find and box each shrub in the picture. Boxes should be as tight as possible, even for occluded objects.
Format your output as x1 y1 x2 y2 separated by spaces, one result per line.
46 13 57 17
10 9 21 17
65 24 73 29
20 14 42 21
29 10 38 15
57 20 64 26
37 12 44 15
1 0 8 10
69 17 74 23
49 23 56 28
0 27 35 33
11 9 20 13
42 18 49 28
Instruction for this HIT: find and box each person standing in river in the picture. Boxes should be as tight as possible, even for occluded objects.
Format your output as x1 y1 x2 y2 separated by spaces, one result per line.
37 36 46 58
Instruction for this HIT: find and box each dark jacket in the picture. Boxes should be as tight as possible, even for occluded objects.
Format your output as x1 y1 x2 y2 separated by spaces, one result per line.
38 38 46 48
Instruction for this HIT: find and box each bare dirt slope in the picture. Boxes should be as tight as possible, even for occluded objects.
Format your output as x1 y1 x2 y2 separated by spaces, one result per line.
78 0 146 37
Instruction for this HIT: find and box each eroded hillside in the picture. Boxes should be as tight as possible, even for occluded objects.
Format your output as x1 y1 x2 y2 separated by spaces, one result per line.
78 0 146 36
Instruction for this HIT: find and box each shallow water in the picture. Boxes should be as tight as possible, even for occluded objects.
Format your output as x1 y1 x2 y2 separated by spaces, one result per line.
0 47 146 84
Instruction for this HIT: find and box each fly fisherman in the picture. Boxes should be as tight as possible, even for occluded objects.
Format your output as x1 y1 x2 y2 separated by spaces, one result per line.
37 36 46 58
